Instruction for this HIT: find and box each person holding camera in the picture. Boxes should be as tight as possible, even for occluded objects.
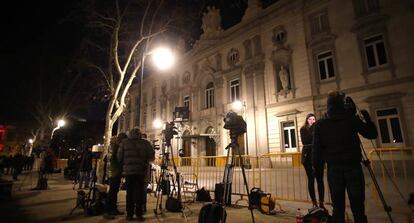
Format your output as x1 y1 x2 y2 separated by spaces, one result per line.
104 132 128 219
300 113 325 209
312 91 378 223
118 128 155 221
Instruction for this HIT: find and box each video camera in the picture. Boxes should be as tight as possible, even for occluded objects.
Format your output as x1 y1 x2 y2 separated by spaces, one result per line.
223 111 246 136
162 121 178 146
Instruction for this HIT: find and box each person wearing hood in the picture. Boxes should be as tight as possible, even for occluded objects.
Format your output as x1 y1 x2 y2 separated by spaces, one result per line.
117 128 154 221
312 91 378 223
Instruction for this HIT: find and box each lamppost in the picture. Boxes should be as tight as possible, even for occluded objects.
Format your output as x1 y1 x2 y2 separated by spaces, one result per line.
138 47 175 130
51 119 66 139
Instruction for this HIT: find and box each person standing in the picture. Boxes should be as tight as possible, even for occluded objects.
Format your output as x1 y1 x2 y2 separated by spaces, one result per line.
104 132 128 219
313 91 378 223
300 113 325 208
78 146 93 189
118 128 155 221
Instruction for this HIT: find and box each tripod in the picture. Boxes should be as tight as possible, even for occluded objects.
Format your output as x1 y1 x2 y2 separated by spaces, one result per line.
360 141 394 223
154 148 172 215
221 132 255 223
154 140 187 220
67 158 100 217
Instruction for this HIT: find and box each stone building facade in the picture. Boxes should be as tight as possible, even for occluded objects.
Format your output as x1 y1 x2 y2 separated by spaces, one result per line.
119 0 414 158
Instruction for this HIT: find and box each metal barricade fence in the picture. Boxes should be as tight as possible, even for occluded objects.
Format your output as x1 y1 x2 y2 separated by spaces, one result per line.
171 153 330 203
367 147 414 221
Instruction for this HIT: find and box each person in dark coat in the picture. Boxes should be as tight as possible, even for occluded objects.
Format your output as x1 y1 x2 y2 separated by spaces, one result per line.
78 146 93 189
104 132 128 219
312 91 378 223
118 128 155 221
300 113 325 208
12 152 24 181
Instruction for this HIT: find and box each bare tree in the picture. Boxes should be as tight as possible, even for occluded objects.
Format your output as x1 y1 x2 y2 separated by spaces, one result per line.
81 0 203 155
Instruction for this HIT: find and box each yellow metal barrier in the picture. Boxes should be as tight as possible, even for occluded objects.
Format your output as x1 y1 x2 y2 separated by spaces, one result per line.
367 147 413 222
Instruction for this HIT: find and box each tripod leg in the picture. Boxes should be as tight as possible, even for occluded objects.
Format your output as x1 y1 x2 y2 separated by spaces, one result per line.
234 143 256 223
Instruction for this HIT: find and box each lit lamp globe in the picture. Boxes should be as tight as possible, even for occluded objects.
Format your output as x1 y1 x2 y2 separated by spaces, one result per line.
57 119 66 128
152 47 175 71
232 100 243 112
153 119 163 129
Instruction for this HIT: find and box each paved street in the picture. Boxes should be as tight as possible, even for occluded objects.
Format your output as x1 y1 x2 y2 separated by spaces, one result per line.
0 171 295 223
1 168 413 223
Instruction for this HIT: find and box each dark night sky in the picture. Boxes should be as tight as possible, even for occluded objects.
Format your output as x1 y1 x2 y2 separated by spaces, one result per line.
0 1 85 123
0 0 277 126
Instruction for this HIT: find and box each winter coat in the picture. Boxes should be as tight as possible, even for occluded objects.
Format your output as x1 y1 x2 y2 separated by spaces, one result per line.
312 108 377 167
300 125 314 165
79 150 93 172
109 140 123 177
117 135 155 176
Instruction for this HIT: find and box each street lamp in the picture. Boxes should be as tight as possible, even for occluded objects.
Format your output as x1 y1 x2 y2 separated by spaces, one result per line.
138 46 175 130
51 119 66 139
153 119 163 129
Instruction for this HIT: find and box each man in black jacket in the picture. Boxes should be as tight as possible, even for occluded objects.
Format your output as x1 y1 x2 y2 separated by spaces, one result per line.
312 91 378 223
118 128 155 221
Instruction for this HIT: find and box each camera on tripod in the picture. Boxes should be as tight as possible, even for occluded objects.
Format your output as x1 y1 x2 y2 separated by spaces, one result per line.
223 111 246 136
162 121 178 146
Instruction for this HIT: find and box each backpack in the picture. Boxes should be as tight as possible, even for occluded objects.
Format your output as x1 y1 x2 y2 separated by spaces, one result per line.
249 187 264 209
166 196 183 212
303 207 331 223
37 177 48 190
198 203 227 223
214 183 231 205
196 187 212 202
86 191 107 216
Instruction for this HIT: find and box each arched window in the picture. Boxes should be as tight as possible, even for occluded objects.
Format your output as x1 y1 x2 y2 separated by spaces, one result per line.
205 82 215 108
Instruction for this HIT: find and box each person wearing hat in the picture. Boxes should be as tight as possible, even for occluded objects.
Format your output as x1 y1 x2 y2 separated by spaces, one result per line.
312 91 378 223
117 128 154 221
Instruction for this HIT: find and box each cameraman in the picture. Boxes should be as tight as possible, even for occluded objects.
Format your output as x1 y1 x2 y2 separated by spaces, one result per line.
312 91 378 223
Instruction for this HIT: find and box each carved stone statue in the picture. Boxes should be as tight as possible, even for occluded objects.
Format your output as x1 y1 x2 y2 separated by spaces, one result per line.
202 6 222 34
279 65 290 90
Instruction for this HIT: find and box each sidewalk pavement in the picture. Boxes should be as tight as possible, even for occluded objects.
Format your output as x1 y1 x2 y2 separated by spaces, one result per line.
0 171 296 223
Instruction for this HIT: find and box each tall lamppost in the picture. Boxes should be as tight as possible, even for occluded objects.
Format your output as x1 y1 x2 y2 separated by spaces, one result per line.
51 119 66 139
51 119 66 159
138 47 175 130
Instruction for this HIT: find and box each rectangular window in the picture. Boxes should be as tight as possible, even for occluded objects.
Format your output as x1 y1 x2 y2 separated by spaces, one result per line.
205 88 214 109
282 121 297 152
376 108 404 145
230 79 240 102
311 12 329 34
364 35 388 69
317 51 336 81
184 95 190 108
353 0 380 17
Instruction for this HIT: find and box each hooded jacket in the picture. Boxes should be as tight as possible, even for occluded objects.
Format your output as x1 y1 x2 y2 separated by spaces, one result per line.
117 129 155 176
312 95 378 167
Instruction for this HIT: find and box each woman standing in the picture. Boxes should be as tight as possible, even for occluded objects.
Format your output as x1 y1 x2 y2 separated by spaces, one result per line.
300 113 325 208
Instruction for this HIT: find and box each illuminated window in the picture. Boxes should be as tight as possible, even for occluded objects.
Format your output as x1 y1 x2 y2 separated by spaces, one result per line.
230 79 240 102
282 121 297 152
